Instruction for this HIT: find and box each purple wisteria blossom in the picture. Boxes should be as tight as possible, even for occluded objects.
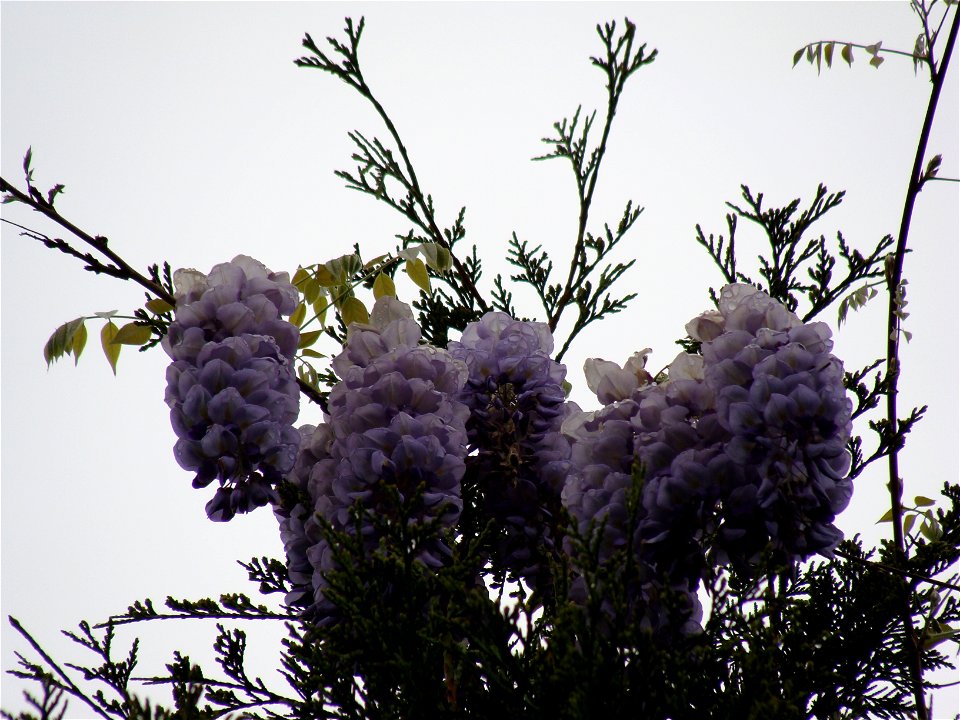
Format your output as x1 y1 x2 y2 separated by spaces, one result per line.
700 284 853 567
277 299 470 623
562 284 853 633
163 256 300 521
448 312 575 592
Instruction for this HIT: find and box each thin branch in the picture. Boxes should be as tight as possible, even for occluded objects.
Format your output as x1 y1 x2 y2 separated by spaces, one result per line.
0 176 174 306
882 7 959 719
7 617 114 720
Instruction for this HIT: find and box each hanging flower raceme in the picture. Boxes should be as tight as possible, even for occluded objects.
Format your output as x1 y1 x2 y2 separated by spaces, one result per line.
277 298 470 623
561 284 853 634
163 256 301 521
561 355 715 637
696 284 854 567
448 312 575 593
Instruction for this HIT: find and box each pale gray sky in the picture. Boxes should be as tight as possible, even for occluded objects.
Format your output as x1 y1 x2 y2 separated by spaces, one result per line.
2 2 958 716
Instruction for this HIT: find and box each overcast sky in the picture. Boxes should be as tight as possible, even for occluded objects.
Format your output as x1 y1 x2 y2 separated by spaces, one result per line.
2 2 958 716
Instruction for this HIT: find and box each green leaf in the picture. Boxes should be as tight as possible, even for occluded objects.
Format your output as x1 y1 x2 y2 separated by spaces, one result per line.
841 43 854 66
903 513 916 536
420 243 452 272
315 266 338 287
300 348 325 359
112 322 152 346
71 322 88 365
363 253 389 270
372 272 396 299
792 47 804 67
876 508 894 523
824 42 834 68
43 318 85 367
405 258 431 293
145 298 175 315
101 321 121 374
94 310 118 319
921 624 959 650
869 54 884 68
341 297 370 327
298 330 323 349
303 277 322 305
914 495 935 507
924 154 942 179
292 266 311 288
313 297 329 326
290 302 307 327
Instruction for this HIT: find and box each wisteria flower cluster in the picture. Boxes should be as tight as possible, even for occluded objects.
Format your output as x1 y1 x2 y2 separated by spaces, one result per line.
562 284 853 632
277 298 470 622
163 255 301 521
448 312 575 592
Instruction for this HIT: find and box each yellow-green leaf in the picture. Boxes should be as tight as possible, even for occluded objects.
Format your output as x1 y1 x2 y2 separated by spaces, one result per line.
290 302 307 327
305 277 323 305
363 253 389 270
313 297 329 326
841 43 854 66
292 266 311 288
145 298 175 315
298 330 323 349
792 47 804 67
420 243 452 272
71 322 88 365
914 495 935 507
300 348 325 359
824 42 834 68
373 272 396 299
903 513 917 536
341 297 370 327
43 318 85 367
112 322 152 346
405 258 431 293
876 508 894 523
101 321 121 374
315 266 338 287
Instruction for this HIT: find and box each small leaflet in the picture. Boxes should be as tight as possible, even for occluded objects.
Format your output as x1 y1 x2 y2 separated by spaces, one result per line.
298 330 323 349
145 298 175 315
290 302 307 327
373 272 396 299
841 43 854 66
101 321 121 375
72 322 88 365
405 258 431 293
43 318 85 367
341 297 370 326
112 322 152 346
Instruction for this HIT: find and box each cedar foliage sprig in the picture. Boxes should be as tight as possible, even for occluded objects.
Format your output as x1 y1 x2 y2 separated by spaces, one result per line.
504 20 656 361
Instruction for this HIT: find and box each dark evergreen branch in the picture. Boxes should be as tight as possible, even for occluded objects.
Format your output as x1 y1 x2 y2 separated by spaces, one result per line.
694 213 744 286
101 595 291 628
0 674 68 720
296 19 488 315
0 171 175 307
532 20 655 354
835 548 960 593
7 617 115 720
